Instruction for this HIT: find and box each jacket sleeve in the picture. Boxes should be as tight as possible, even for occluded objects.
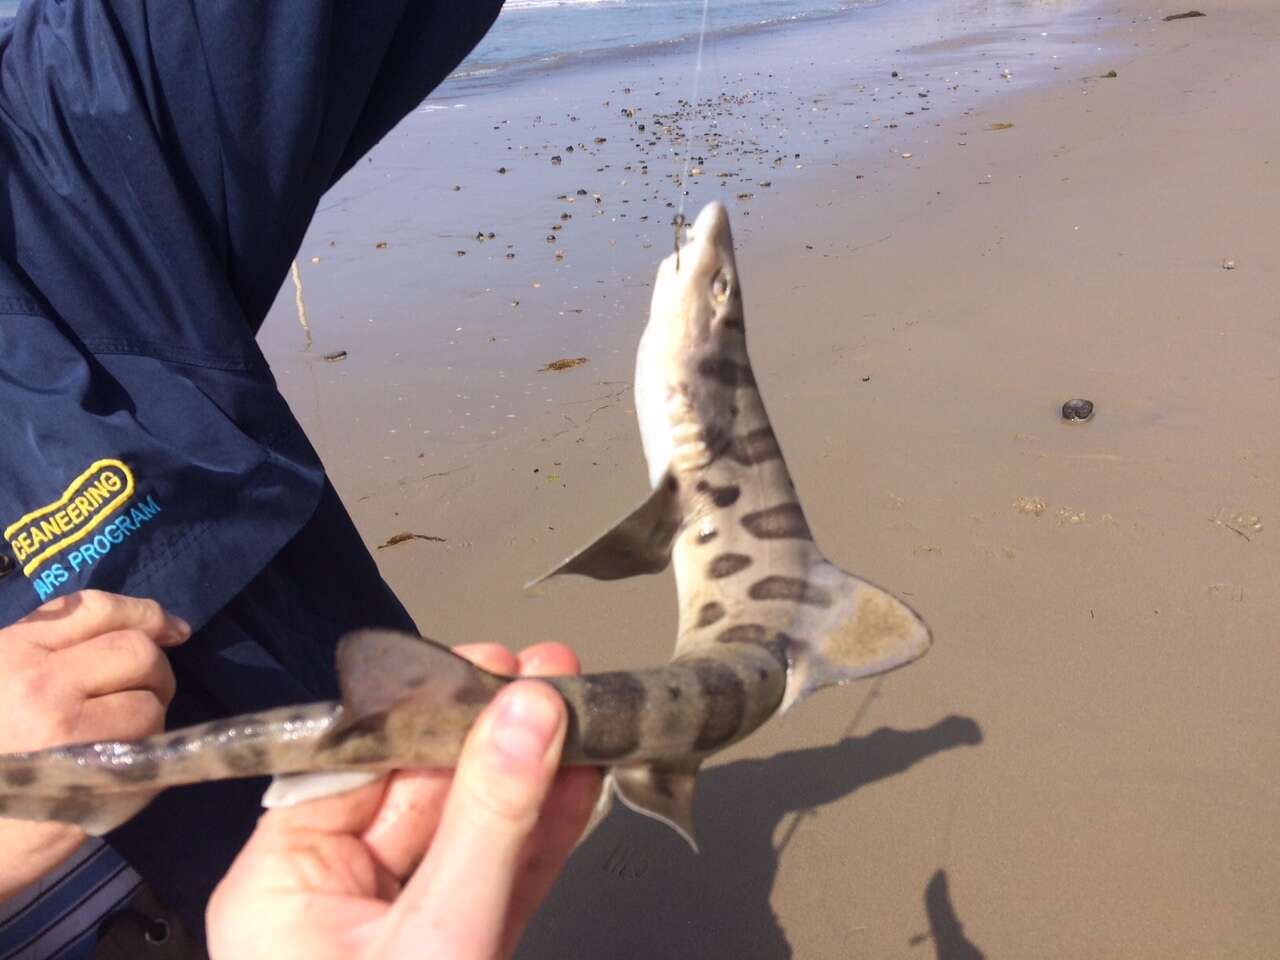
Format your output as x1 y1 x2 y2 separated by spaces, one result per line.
0 1 501 627
0 0 503 337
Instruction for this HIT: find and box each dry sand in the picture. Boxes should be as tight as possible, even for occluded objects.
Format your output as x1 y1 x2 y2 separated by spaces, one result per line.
259 1 1280 955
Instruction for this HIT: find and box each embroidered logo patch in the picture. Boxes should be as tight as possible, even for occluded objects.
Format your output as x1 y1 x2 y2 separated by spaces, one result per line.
5 459 136 576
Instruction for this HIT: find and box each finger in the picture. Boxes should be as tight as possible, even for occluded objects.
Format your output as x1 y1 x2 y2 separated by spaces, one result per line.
361 645 524 880
360 767 454 881
516 642 580 678
380 680 566 958
77 690 168 741
59 630 177 704
20 591 190 651
499 766 603 957
452 643 518 677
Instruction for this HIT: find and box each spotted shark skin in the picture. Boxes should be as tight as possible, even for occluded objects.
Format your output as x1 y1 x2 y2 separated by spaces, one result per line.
0 202 930 848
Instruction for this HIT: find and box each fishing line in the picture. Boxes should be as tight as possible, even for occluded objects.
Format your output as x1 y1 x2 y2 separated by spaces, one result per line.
671 0 714 267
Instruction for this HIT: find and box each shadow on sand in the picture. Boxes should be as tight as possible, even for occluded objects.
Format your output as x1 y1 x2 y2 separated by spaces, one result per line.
911 869 987 960
519 714 983 960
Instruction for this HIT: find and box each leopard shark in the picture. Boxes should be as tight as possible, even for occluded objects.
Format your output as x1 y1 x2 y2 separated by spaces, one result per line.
0 201 930 848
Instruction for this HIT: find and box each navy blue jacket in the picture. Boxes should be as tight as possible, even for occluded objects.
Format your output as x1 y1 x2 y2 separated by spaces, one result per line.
0 0 504 934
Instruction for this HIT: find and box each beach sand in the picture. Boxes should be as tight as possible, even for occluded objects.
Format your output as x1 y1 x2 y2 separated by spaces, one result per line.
258 1 1280 955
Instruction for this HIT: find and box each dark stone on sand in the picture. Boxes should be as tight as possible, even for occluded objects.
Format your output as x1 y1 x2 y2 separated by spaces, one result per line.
1163 10 1205 20
1061 399 1094 422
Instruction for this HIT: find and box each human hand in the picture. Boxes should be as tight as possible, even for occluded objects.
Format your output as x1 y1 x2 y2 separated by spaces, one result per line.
0 590 191 899
207 642 601 960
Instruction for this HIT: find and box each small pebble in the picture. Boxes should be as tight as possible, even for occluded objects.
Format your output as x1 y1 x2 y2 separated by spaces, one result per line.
1221 258 1236 270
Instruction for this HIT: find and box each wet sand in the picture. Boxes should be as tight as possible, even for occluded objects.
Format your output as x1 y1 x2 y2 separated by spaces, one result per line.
260 1 1280 956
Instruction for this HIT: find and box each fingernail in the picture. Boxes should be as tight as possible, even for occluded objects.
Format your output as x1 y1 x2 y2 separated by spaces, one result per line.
168 615 192 641
490 683 560 767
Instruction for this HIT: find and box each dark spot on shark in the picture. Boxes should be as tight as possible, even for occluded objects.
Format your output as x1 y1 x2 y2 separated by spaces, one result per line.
666 684 682 701
223 743 269 775
454 679 500 706
721 315 745 331
321 712 390 754
697 356 755 388
650 770 676 799
3 764 36 787
696 479 740 508
664 473 679 493
692 660 747 751
403 674 427 689
729 427 783 466
748 575 832 607
717 623 768 645
576 672 645 761
49 788 93 825
695 601 726 627
740 503 811 540
708 553 752 578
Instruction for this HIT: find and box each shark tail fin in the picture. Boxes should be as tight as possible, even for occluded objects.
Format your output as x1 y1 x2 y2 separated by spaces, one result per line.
526 471 682 588
781 561 932 713
0 771 156 835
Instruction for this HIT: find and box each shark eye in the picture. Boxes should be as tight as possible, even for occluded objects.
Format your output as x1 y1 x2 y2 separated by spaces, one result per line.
711 272 732 303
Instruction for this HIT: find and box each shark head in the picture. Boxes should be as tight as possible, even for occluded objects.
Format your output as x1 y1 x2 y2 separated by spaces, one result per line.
635 201 747 488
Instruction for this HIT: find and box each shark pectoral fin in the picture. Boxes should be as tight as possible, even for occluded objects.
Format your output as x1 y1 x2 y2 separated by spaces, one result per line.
325 629 506 741
525 471 682 587
0 787 156 836
610 759 702 852
261 771 382 808
781 564 932 713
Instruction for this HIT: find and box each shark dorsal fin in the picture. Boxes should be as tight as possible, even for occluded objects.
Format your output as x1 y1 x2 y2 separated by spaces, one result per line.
527 469 683 587
332 629 502 730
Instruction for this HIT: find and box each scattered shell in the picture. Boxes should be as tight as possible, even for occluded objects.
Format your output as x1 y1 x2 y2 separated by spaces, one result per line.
1163 10 1205 21
497 166 508 174
1061 398 1095 422
1014 496 1047 516
1056 508 1088 526
988 122 1015 131
901 152 913 159
322 350 348 363
1221 258 1236 270
374 241 388 249
540 357 588 372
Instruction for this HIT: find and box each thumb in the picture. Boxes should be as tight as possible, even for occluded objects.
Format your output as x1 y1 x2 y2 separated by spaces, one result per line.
379 680 566 958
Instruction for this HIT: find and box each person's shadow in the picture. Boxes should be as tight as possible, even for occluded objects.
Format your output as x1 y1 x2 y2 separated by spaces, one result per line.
910 869 987 960
519 714 983 959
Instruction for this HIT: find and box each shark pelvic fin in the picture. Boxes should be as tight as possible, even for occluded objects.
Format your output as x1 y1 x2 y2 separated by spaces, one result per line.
0 784 156 836
325 629 505 741
261 770 381 809
525 470 683 587
610 758 702 852
781 562 932 713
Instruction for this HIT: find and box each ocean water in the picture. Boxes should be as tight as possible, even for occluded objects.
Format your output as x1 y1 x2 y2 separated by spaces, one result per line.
456 0 884 83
